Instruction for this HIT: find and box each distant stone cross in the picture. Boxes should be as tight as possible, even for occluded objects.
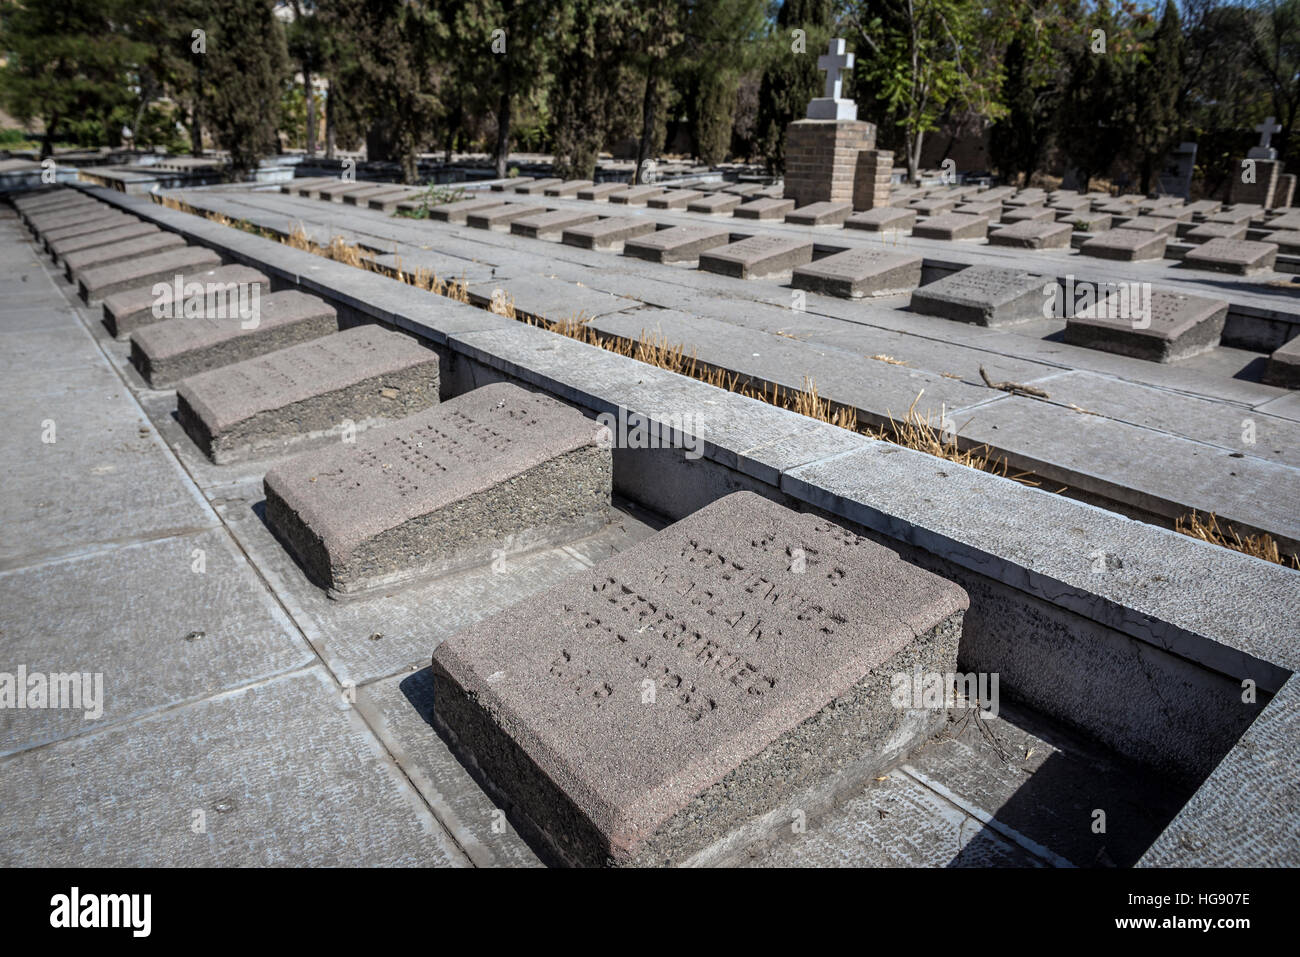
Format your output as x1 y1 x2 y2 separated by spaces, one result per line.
818 38 854 100
1256 116 1282 151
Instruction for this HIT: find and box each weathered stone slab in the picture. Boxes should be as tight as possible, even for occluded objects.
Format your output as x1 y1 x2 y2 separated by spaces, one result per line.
176 325 439 464
723 183 762 196
911 213 988 241
341 185 404 206
1138 197 1183 214
1182 199 1223 217
490 177 535 191
264 381 610 596
561 217 657 251
28 206 119 234
1182 237 1278 275
845 207 916 232
1079 229 1167 262
102 264 271 339
1146 206 1193 222
130 289 339 388
978 187 1016 202
1264 335 1300 388
647 190 704 209
367 188 423 211
609 186 667 206
1003 190 1047 207
281 176 337 194
1066 211 1112 231
1065 290 1228 362
1187 221 1249 242
909 198 956 216
784 201 852 226
791 248 922 298
733 198 796 220
1049 196 1091 213
577 183 627 201
1206 208 1255 226
63 231 186 280
1117 215 1179 236
956 200 1002 218
78 245 222 303
1262 229 1300 253
313 180 371 201
19 193 101 218
429 491 968 867
624 224 732 263
1264 211 1300 232
39 212 137 246
544 180 593 197
687 193 742 214
466 204 534 230
987 220 1072 249
510 209 600 239
46 220 159 261
698 235 813 279
909 265 1049 326
514 178 565 195
999 206 1055 224
429 197 502 223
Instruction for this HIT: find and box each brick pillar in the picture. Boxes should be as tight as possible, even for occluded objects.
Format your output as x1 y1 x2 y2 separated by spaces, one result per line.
783 119 875 208
1230 157 1282 208
853 149 893 210
1276 173 1296 210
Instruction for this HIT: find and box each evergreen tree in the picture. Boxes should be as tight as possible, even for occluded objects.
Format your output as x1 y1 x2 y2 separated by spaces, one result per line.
755 0 832 174
1130 1 1184 193
201 0 289 177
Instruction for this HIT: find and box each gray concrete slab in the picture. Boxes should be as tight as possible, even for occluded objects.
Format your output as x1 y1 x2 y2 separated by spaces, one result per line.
0 667 467 867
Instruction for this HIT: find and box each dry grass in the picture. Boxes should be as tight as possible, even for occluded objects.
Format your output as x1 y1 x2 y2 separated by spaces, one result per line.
1175 511 1298 569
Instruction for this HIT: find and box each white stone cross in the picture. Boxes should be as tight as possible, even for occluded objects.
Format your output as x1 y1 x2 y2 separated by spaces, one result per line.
818 38 854 100
1256 116 1282 151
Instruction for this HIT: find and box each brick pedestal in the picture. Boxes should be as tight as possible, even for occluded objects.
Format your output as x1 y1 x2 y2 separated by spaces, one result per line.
1231 157 1283 208
854 150 893 210
784 119 875 208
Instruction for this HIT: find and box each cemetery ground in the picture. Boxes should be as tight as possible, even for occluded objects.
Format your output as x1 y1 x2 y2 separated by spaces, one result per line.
0 178 1297 871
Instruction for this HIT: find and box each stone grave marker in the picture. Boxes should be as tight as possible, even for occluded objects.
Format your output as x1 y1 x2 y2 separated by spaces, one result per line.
466 204 535 230
510 209 600 240
1182 237 1278 275
909 265 1050 326
281 177 336 194
1117 216 1179 237
784 201 852 226
341 185 405 206
176 325 440 464
78 245 223 304
577 183 628 201
687 193 743 215
562 218 657 251
1065 289 1228 362
844 207 916 231
624 224 732 263
609 186 667 206
697 235 813 279
515 178 565 195
490 177 536 192
733 198 796 221
314 181 371 201
545 180 594 197
429 197 503 224
956 200 1002 218
791 248 922 298
647 190 704 210
130 290 339 388
999 206 1056 225
47 221 160 263
1067 211 1112 232
429 491 968 867
911 212 989 241
39 212 138 245
264 381 611 596
1262 230 1300 253
103 264 270 339
63 232 186 280
1263 335 1300 388
1079 229 1167 262
909 198 956 217
988 220 1073 249
367 188 424 212
1186 222 1248 242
